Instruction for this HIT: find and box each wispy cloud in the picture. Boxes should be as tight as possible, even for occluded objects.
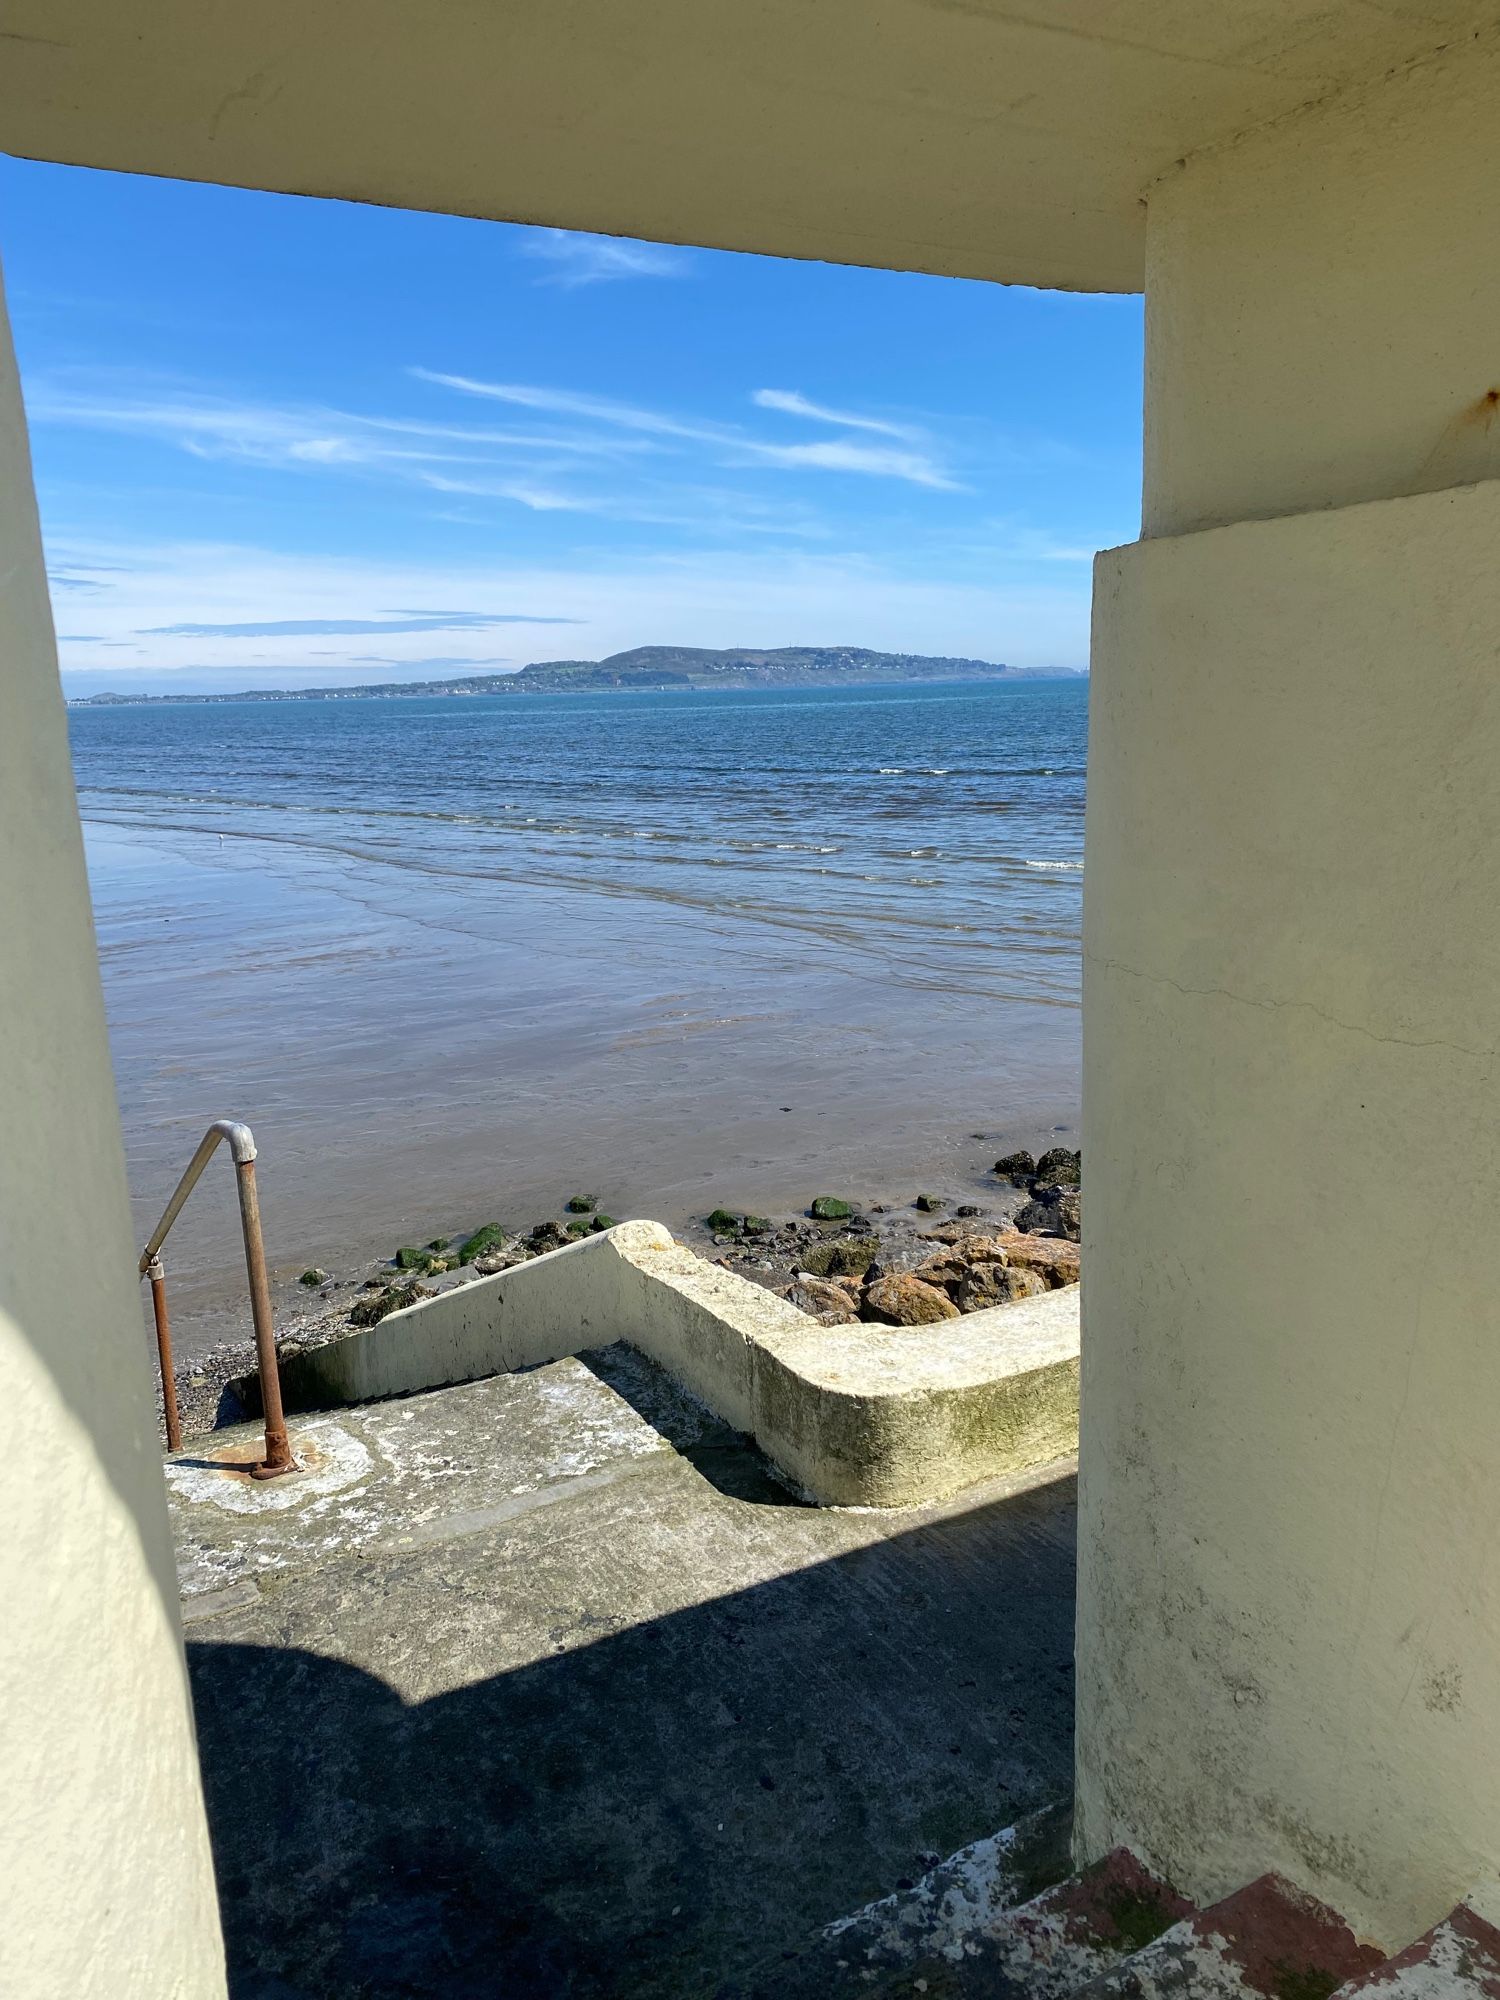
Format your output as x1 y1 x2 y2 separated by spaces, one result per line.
516 229 689 287
139 611 579 638
417 469 822 536
27 378 651 471
752 389 917 440
414 370 962 489
727 437 960 490
412 371 712 443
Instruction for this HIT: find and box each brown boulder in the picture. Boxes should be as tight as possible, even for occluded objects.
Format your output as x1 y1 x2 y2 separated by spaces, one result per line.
784 1277 861 1324
957 1264 1048 1311
996 1232 1081 1287
912 1252 973 1297
954 1235 1013 1266
861 1274 961 1327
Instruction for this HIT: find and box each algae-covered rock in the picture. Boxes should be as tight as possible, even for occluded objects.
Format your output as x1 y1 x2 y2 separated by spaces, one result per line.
809 1196 853 1221
566 1217 592 1237
349 1280 432 1328
527 1220 570 1253
566 1195 597 1214
393 1245 429 1271
457 1222 507 1264
705 1207 741 1232
914 1193 944 1213
589 1213 619 1233
426 1237 450 1252
298 1267 327 1288
993 1150 1037 1183
801 1236 880 1279
1032 1147 1081 1190
742 1215 772 1236
861 1273 961 1327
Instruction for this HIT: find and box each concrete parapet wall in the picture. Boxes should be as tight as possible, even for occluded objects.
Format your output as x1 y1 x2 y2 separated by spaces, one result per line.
276 1222 1080 1507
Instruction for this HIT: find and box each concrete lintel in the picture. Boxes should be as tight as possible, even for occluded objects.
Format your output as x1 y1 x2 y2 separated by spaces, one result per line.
274 1222 1081 1508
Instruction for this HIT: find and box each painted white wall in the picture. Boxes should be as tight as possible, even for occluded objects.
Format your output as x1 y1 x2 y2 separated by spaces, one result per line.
1078 36 1500 1943
1143 27 1500 538
1079 474 1500 1940
0 258 226 1997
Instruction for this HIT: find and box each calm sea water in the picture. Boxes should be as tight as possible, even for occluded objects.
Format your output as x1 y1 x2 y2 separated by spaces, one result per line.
70 677 1087 1351
71 678 1086 1001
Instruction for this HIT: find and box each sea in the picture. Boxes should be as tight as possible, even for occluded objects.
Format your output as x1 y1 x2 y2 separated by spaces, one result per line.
69 676 1088 1354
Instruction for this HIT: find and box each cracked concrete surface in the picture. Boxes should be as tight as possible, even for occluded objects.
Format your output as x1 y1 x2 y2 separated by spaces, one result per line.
172 1344 1077 1998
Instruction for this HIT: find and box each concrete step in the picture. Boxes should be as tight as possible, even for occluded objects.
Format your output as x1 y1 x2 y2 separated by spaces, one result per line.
1072 1871 1384 2000
1328 1885 1500 2000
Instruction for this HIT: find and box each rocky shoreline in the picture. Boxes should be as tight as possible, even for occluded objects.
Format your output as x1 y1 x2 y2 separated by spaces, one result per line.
161 1146 1080 1444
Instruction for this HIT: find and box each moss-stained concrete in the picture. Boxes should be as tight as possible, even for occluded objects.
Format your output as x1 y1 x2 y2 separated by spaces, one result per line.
267 1221 1080 1508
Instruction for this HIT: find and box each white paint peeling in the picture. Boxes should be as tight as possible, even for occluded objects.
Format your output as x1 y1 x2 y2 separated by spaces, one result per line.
165 1419 372 1515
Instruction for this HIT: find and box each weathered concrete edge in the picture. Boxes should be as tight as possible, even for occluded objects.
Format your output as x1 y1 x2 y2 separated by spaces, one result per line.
273 1222 1081 1507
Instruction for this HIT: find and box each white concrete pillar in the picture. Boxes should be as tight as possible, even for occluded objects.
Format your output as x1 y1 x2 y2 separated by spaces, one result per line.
0 256 226 1995
1077 30 1500 1947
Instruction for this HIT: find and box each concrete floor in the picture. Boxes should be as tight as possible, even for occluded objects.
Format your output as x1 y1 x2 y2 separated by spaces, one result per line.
171 1346 1078 1999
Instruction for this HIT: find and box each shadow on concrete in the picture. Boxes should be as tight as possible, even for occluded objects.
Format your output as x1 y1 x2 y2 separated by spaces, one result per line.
579 1343 800 1506
190 1468 1076 2000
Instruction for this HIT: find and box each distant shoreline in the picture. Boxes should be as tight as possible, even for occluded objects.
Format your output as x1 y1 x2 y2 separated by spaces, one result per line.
67 644 1086 707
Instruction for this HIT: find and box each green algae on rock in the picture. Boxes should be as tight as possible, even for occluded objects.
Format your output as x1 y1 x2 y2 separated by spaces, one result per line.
457 1223 508 1264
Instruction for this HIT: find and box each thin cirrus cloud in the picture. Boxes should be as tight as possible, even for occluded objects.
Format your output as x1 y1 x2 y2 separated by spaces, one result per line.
26 363 964 550
752 388 919 440
412 369 962 489
138 611 580 638
25 379 655 469
417 469 825 537
516 229 689 287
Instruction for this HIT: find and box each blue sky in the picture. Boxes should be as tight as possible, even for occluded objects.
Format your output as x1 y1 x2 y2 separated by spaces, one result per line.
0 157 1143 694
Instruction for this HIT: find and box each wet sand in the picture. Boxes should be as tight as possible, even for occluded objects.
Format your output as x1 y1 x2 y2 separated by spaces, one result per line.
88 819 1079 1358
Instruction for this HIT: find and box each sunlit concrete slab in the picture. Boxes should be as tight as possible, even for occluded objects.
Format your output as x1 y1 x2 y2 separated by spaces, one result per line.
174 1346 1077 1996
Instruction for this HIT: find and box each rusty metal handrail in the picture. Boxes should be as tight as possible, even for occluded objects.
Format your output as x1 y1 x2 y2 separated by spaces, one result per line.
139 1119 297 1477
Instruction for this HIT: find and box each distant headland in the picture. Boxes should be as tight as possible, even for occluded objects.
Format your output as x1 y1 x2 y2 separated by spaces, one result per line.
67 644 1084 706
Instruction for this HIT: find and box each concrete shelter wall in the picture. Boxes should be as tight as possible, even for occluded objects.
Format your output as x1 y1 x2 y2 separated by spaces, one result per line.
1143 26 1500 538
3 1 1497 294
0 260 226 1995
1077 476 1500 1944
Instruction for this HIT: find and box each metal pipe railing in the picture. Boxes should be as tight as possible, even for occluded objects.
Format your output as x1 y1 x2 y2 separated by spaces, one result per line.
138 1119 298 1478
